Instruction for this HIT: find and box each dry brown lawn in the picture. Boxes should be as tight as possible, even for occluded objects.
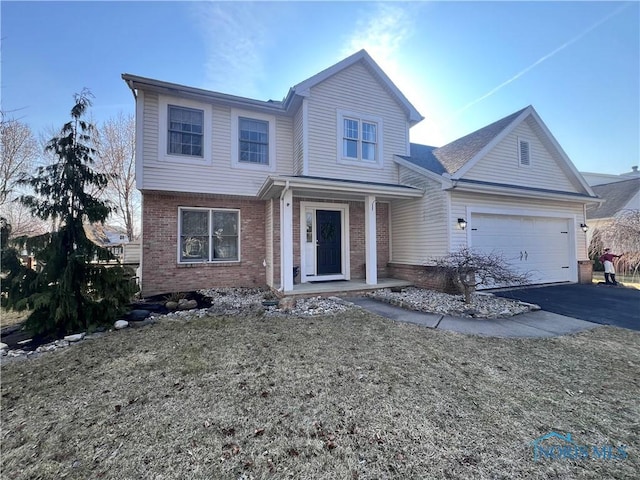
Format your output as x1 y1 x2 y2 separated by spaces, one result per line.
1 309 638 479
0 308 30 329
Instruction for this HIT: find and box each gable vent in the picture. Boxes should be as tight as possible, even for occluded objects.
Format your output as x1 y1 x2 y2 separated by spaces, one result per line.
519 139 530 166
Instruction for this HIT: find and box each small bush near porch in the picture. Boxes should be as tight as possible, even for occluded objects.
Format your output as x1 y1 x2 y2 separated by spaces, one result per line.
2 310 638 479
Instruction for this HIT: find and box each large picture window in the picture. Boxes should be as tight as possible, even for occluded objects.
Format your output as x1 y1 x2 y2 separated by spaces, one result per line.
168 105 204 157
179 208 239 263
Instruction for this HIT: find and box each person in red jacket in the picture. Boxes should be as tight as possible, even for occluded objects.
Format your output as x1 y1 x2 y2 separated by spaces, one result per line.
599 248 623 285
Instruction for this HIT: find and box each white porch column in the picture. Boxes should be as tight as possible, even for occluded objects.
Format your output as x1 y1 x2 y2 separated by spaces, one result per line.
365 195 378 285
280 188 294 292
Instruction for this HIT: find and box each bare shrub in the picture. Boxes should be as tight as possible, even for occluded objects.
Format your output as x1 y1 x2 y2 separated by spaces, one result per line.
432 248 531 303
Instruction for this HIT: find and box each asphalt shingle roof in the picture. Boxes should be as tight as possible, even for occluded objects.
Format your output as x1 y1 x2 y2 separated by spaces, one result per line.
586 178 640 219
403 107 529 175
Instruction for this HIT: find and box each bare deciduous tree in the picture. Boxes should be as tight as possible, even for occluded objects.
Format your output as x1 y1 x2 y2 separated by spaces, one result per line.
0 116 39 204
95 112 139 240
432 247 531 303
590 209 640 277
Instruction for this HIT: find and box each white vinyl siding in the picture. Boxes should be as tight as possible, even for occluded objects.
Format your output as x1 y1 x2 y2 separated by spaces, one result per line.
305 61 407 183
463 120 579 192
142 92 159 168
140 95 293 195
391 169 449 263
293 107 304 175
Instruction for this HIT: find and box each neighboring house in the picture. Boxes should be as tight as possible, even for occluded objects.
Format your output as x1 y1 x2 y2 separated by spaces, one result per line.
585 177 640 245
581 166 640 187
83 223 130 261
123 50 600 297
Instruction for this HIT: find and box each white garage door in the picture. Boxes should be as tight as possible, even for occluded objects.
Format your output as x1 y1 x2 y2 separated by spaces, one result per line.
470 213 572 286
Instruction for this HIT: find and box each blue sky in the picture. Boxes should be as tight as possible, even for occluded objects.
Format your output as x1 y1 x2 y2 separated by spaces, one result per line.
2 1 638 175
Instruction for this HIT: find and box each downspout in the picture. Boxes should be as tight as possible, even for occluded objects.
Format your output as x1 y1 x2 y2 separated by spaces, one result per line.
278 180 291 292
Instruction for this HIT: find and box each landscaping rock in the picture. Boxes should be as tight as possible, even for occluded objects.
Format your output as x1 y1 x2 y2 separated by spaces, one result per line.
165 301 178 311
0 342 9 351
279 297 297 311
114 320 129 330
175 299 198 310
64 333 86 342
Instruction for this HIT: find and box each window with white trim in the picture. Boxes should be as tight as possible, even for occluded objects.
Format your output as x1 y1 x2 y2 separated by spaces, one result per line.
239 117 269 165
168 105 204 157
179 208 239 263
518 138 530 166
231 109 276 171
158 96 211 165
337 111 383 166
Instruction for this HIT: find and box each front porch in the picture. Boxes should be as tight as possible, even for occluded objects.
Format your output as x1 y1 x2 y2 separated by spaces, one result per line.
273 277 413 298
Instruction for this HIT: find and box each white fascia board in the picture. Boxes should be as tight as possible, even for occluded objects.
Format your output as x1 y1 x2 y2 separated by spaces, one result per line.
258 176 424 199
449 181 604 204
122 74 286 116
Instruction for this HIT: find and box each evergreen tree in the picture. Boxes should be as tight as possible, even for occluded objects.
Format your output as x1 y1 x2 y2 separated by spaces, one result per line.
3 91 137 337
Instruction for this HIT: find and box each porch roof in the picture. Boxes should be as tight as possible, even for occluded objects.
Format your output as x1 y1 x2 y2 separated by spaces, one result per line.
257 175 424 201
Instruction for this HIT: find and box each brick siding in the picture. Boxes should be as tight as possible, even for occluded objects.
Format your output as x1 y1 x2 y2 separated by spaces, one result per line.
141 193 392 296
141 192 267 297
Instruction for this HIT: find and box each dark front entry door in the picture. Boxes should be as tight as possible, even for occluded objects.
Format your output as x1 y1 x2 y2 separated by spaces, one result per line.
316 210 342 275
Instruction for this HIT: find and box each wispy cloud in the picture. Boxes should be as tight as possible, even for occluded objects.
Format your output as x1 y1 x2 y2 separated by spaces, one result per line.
341 2 415 64
339 2 419 77
455 2 633 116
193 2 269 97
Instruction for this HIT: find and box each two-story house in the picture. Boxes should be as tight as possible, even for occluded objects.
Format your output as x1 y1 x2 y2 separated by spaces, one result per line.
123 50 599 298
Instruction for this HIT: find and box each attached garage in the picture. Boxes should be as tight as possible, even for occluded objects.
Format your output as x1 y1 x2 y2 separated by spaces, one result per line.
469 213 574 286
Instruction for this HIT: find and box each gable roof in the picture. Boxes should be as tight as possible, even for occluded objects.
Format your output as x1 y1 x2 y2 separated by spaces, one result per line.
586 177 640 219
398 105 596 197
123 50 423 124
287 50 423 125
431 107 528 175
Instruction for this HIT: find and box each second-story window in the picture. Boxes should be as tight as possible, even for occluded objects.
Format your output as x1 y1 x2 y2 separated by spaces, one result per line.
239 117 269 165
168 105 204 157
338 111 382 166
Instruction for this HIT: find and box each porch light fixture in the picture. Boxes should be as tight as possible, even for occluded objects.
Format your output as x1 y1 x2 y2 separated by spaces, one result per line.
580 223 589 232
457 218 467 230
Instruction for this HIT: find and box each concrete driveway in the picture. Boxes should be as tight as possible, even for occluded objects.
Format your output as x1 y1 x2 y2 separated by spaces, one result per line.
492 283 640 331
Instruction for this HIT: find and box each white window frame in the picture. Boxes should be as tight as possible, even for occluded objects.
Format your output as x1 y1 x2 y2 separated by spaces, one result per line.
336 110 384 169
177 207 241 264
159 96 212 165
518 137 531 167
231 109 276 172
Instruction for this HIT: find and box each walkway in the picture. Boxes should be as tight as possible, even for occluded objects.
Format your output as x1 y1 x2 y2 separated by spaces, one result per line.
348 297 599 338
